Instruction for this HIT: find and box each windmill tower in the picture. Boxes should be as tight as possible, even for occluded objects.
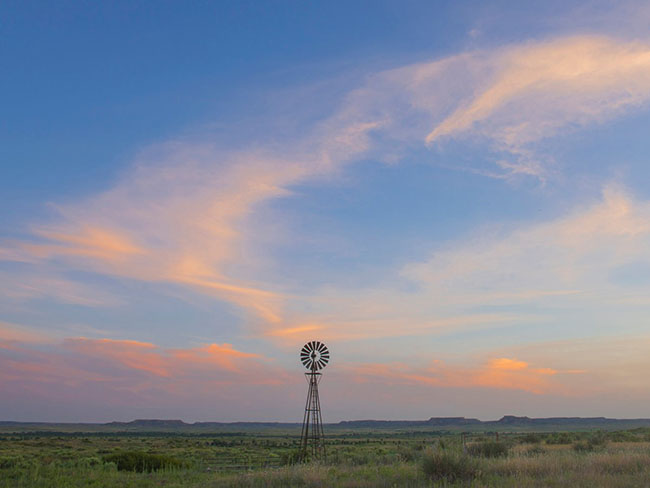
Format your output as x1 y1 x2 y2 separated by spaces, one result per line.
299 341 329 461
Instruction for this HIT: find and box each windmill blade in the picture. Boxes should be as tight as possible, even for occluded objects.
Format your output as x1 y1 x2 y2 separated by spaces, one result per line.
300 340 330 371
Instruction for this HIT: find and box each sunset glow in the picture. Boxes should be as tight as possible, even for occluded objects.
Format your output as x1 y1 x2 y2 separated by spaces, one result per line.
3 1 650 422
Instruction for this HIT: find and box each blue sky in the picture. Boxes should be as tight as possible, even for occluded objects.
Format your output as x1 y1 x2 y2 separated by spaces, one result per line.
3 1 650 422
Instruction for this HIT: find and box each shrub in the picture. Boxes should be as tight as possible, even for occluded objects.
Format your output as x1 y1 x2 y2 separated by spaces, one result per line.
0 457 18 469
397 445 420 462
573 441 593 453
524 446 546 456
280 449 302 466
589 432 608 447
608 430 638 442
102 451 186 472
573 434 608 453
520 433 542 444
546 432 574 445
467 441 510 458
421 450 481 482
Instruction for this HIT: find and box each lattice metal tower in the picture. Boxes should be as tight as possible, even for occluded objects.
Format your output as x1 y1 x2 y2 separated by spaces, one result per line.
299 341 329 461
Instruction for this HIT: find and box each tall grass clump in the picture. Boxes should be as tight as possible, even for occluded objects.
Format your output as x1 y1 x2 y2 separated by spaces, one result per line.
467 441 510 458
520 433 542 444
573 431 608 453
420 449 481 482
102 451 186 472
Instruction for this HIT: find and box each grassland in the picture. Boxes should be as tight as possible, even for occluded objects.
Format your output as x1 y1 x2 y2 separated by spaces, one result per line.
2 428 650 486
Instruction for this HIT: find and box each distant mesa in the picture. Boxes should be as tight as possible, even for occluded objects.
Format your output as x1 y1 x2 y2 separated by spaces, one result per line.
107 419 188 428
2 416 650 433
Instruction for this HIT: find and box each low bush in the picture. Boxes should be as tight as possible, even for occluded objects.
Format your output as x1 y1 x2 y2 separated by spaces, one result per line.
279 449 302 466
523 446 546 456
421 449 481 482
0 457 18 469
520 433 542 444
546 432 574 444
573 441 595 453
573 432 608 453
467 441 510 458
102 451 186 472
589 432 608 447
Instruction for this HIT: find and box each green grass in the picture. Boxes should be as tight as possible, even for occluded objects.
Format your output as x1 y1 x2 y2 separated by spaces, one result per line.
2 429 650 486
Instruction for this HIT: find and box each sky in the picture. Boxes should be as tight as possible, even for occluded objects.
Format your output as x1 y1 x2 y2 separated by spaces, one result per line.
2 1 650 422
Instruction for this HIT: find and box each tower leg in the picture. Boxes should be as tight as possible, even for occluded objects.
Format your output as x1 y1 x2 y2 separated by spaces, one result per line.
300 370 325 461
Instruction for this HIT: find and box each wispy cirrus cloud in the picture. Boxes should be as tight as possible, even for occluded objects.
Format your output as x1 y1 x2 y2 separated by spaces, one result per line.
402 184 650 303
0 271 122 307
424 36 650 179
268 183 650 349
3 35 650 338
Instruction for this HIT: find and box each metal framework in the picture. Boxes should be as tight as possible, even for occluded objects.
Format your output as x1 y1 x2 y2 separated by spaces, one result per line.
299 341 328 461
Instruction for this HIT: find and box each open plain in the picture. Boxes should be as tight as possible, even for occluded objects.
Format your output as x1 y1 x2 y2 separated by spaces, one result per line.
2 421 650 487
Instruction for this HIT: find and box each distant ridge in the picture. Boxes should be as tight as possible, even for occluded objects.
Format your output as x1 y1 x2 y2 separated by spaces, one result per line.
3 416 650 433
107 419 187 428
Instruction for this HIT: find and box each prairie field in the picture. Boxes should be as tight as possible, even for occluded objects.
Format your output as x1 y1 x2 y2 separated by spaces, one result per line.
2 428 650 487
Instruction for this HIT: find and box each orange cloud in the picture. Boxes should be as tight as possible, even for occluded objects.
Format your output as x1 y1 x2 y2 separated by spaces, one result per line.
267 324 324 338
169 343 260 372
58 337 274 382
473 358 557 394
65 338 169 377
27 227 144 261
0 321 52 344
351 357 564 395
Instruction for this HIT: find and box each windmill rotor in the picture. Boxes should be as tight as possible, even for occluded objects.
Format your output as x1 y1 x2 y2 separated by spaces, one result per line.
300 341 329 371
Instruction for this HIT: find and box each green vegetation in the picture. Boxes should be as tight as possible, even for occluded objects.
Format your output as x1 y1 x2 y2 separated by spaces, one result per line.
466 440 510 458
103 451 187 472
421 449 480 482
1 428 650 486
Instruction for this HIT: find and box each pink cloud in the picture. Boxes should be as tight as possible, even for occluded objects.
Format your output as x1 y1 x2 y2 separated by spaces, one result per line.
350 357 565 395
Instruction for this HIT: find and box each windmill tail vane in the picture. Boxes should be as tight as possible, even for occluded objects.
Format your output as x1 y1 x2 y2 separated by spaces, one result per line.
299 340 329 461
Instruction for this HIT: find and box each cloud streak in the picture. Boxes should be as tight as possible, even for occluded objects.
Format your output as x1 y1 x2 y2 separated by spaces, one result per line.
350 357 564 395
3 35 650 351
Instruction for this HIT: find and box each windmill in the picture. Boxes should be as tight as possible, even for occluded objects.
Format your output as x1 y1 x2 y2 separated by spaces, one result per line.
299 340 329 461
